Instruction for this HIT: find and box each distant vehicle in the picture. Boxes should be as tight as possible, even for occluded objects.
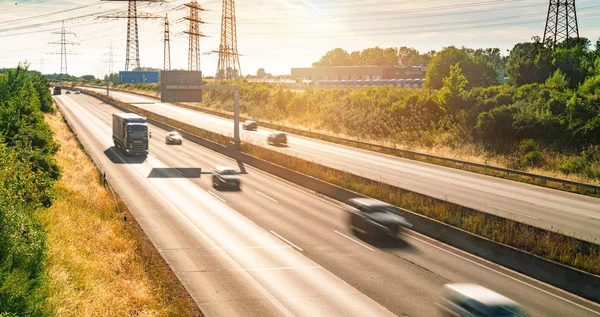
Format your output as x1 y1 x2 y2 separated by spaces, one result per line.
212 166 241 190
52 86 62 95
267 132 287 146
440 284 526 317
74 90 81 94
344 198 412 237
165 131 182 145
65 90 71 94
112 113 149 156
242 120 258 131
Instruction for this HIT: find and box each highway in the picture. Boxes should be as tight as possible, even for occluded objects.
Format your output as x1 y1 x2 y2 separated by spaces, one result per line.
54 92 600 316
81 87 600 243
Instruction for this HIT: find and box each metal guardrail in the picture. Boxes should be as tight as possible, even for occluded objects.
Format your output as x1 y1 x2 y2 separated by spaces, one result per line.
82 85 600 196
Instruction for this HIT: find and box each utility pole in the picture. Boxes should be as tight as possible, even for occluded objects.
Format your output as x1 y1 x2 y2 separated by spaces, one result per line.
100 0 165 71
184 1 206 72
163 14 171 71
544 0 579 49
213 0 241 81
49 21 78 74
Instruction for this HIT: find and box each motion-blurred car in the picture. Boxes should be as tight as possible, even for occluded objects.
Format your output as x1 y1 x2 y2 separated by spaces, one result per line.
267 132 287 146
344 198 412 237
74 90 81 94
65 90 71 94
165 131 182 145
440 284 526 317
212 166 241 190
242 120 258 131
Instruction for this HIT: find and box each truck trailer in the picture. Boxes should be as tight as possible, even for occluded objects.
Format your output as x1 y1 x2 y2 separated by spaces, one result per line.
112 113 149 156
53 86 62 95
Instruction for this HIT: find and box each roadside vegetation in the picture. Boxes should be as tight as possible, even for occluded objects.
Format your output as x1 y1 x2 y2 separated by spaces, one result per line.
89 90 600 275
0 65 59 316
99 39 600 185
43 111 201 316
0 65 199 316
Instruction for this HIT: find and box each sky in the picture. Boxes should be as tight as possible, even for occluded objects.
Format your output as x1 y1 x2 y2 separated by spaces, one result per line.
1 0 599 78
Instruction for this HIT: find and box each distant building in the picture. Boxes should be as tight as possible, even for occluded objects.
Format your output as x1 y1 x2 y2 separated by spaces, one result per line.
290 65 426 81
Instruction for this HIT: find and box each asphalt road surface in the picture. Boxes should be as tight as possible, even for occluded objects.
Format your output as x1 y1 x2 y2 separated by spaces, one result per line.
54 92 600 316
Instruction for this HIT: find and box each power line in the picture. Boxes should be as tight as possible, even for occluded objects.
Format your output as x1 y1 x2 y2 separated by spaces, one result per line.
544 0 579 48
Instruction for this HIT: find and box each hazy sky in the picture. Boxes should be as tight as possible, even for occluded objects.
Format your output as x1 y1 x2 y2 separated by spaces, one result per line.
1 0 599 78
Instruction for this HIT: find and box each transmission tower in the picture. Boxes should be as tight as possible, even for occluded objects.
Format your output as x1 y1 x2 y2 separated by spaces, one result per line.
49 21 78 74
543 0 579 49
163 14 171 71
214 0 241 81
184 1 206 72
100 0 165 71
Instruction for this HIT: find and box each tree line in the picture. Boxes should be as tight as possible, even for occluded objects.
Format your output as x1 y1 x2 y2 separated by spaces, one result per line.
0 65 60 316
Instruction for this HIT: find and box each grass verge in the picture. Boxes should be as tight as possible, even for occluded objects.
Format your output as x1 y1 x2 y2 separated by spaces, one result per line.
41 109 202 316
96 85 600 198
84 89 600 276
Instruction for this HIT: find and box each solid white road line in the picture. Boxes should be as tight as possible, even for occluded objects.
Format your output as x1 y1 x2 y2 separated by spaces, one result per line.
334 230 376 252
180 152 190 158
401 232 600 315
270 230 304 252
214 245 291 250
240 266 321 272
257 191 279 203
486 204 540 220
208 191 226 203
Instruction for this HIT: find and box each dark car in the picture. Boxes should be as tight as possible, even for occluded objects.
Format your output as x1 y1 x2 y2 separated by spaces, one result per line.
65 90 71 94
212 166 241 190
74 90 81 94
267 132 287 146
165 131 183 145
243 120 258 131
344 198 412 237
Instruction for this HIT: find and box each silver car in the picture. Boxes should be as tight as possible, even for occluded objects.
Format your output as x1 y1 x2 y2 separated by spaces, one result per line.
440 284 526 317
165 131 182 145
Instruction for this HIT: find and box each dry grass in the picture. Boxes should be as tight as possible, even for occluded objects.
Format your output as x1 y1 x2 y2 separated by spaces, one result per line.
41 110 202 317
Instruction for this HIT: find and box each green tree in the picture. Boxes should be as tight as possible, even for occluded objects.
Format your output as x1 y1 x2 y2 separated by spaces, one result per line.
506 39 554 86
552 39 594 88
312 48 353 67
438 63 468 115
425 46 497 89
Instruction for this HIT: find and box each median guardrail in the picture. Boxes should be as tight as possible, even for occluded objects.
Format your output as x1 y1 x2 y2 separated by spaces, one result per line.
81 84 599 197
77 88 600 304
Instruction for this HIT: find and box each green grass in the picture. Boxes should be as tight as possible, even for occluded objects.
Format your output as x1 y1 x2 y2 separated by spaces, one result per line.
84 89 600 276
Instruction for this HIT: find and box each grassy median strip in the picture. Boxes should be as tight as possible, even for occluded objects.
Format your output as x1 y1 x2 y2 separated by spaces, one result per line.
95 85 599 198
42 110 202 316
84 89 600 275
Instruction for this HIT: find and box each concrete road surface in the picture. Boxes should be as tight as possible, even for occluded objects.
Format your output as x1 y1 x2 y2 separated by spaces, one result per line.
81 87 600 243
54 93 600 316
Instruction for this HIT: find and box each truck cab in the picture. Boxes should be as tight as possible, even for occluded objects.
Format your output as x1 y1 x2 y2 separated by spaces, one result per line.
112 113 149 156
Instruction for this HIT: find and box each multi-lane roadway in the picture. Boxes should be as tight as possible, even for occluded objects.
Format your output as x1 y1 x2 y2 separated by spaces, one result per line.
82 87 600 243
54 92 600 316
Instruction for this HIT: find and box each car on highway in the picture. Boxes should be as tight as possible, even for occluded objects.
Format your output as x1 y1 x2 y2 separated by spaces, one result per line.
344 198 412 237
212 166 241 190
165 131 183 145
242 120 258 131
440 283 526 317
74 90 81 94
267 132 287 146
65 90 71 94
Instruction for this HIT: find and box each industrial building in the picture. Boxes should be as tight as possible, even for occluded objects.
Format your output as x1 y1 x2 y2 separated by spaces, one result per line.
290 65 426 81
